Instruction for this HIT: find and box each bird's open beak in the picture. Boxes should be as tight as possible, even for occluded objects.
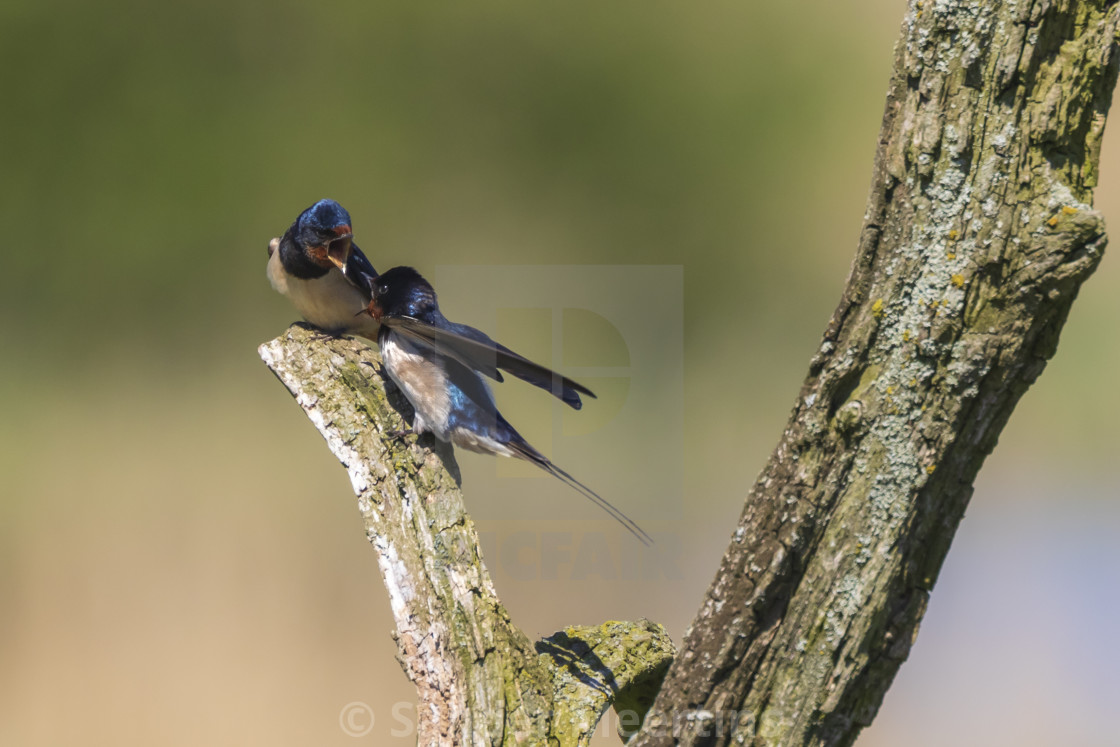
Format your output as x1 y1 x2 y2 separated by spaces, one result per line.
361 299 382 320
326 225 353 272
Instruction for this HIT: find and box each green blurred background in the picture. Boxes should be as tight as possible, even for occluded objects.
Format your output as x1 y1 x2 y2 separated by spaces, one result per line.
2 0 1117 744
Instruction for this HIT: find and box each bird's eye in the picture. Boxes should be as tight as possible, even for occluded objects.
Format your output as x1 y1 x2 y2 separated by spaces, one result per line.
377 284 388 297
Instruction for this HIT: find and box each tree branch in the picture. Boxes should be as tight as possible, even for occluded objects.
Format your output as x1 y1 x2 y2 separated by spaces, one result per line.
632 2 1120 745
259 325 675 745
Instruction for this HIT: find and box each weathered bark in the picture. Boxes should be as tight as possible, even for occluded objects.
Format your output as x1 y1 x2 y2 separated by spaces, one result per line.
630 2 1120 746
259 326 674 746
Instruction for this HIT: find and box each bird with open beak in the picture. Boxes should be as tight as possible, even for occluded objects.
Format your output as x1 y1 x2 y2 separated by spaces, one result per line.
267 199 380 339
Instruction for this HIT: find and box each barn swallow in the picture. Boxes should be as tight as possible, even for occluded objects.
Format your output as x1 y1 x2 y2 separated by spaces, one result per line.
365 266 652 545
267 199 380 339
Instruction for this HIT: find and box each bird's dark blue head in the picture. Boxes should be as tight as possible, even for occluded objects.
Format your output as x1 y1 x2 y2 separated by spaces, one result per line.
292 199 354 271
367 266 438 320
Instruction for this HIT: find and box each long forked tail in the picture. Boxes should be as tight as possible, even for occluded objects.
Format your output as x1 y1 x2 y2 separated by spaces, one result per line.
507 438 653 547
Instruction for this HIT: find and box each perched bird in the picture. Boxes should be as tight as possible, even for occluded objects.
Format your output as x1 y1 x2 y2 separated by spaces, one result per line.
365 266 652 545
267 199 380 339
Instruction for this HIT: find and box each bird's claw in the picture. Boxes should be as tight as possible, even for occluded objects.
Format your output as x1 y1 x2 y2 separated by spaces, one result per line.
308 328 347 343
387 428 418 443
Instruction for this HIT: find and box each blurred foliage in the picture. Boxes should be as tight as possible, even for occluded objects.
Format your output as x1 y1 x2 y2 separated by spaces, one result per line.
1 0 894 365
1 1 1118 744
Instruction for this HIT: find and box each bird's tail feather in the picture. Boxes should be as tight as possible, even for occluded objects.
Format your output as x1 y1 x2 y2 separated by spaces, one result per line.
507 439 653 547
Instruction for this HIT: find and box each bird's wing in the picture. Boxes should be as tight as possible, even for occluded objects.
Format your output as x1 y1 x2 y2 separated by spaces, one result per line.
380 314 595 410
344 243 378 297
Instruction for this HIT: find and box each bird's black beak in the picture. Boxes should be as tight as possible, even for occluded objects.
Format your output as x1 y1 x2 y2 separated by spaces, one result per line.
326 225 353 272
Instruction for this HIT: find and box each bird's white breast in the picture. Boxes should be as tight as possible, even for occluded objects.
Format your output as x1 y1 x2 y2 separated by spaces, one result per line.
267 249 379 339
380 333 452 440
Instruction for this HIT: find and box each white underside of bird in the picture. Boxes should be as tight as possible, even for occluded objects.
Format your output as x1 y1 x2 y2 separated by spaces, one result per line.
267 243 380 340
379 332 515 457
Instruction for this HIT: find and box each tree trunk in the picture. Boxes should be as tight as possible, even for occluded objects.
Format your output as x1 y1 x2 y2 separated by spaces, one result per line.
259 1 1120 745
630 1 1120 745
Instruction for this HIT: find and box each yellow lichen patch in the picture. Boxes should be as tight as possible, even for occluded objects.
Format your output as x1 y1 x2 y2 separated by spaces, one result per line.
871 298 885 318
902 329 911 342
926 464 936 475
1047 215 1060 227
950 274 965 287
886 386 894 395
909 378 917 387
947 229 958 240
1062 205 1078 215
947 252 956 260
